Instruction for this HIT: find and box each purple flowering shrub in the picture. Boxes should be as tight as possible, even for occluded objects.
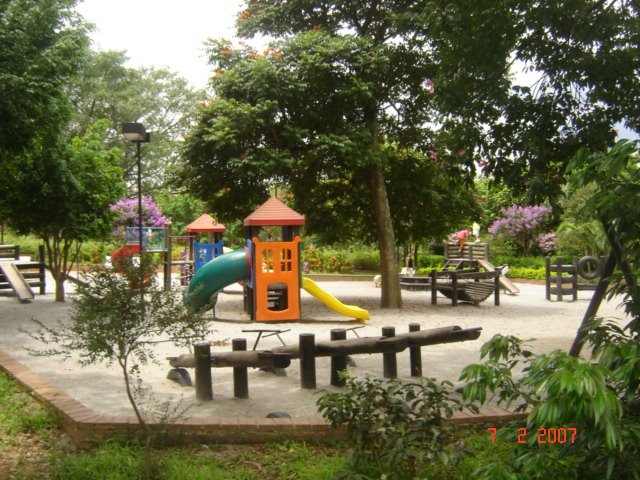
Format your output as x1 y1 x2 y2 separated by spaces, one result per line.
536 232 557 253
488 205 555 255
110 196 170 241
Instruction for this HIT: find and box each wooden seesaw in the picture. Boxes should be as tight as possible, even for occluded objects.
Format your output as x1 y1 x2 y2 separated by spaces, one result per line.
166 325 482 400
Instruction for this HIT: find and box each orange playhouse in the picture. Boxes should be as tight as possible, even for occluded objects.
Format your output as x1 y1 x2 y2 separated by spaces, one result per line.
244 198 305 322
183 198 369 323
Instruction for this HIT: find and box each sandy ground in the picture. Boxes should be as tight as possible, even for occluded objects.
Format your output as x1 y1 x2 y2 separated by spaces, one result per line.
0 272 630 419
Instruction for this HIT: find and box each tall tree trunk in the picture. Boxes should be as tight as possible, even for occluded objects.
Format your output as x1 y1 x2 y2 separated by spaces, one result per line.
43 236 67 302
366 165 402 308
363 98 401 309
54 277 65 302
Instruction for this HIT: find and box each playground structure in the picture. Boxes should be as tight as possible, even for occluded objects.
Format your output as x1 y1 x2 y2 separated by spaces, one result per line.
167 324 482 400
111 226 174 289
0 244 46 301
184 198 369 322
545 255 604 301
399 242 516 305
162 215 227 287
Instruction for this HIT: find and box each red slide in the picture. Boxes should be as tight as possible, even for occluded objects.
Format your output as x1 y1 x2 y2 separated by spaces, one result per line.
111 244 141 271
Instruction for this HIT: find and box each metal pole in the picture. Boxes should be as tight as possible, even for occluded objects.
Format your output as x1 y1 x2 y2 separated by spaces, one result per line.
136 140 144 255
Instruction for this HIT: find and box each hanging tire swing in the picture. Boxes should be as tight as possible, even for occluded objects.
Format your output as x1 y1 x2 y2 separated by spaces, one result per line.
577 256 601 280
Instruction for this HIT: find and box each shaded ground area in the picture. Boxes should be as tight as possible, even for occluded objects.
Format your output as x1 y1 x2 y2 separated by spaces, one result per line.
0 273 628 420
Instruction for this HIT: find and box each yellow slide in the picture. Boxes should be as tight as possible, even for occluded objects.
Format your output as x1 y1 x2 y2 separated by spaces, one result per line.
302 277 370 322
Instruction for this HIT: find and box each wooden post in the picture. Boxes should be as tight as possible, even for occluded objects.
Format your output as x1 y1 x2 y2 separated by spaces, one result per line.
409 323 422 377
494 271 500 306
431 270 437 305
232 338 249 399
330 329 347 387
163 223 172 291
38 245 45 295
572 257 578 301
451 272 458 306
15 244 20 260
382 326 397 379
194 342 213 401
555 256 562 301
545 256 551 300
300 334 316 389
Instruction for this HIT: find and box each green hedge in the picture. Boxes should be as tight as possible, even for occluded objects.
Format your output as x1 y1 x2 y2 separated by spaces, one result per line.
507 267 545 280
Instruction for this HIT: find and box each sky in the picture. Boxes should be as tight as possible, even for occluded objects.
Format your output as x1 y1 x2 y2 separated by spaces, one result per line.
76 1 245 89
76 1 637 140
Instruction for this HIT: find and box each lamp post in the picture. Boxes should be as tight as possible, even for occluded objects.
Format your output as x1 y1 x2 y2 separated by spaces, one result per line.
121 123 151 256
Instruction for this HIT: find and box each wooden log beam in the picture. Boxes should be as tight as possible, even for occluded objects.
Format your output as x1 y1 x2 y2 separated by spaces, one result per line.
167 326 481 369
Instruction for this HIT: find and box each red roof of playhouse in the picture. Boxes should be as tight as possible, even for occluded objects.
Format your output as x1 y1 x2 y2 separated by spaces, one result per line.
185 214 226 233
244 198 305 226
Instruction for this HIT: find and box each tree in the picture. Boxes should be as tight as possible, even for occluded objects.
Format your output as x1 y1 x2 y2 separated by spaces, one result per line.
0 0 88 159
484 0 640 210
27 258 211 479
111 195 170 242
67 49 205 194
3 120 125 301
183 1 516 308
488 204 554 256
155 192 207 235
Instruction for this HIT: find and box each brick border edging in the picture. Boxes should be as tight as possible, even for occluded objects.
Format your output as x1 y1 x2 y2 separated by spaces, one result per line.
0 350 525 448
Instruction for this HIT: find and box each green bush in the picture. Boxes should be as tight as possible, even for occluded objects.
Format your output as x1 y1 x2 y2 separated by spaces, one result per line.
418 254 445 269
460 325 640 480
349 246 379 271
317 374 476 479
508 267 545 280
491 255 546 269
302 246 353 274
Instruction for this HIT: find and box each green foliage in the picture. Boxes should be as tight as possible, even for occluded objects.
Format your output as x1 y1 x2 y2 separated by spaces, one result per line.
27 257 210 369
0 0 89 156
568 140 640 328
302 246 353 274
555 220 607 258
68 49 205 194
317 374 475 479
2 119 126 300
0 372 58 439
347 245 380 272
51 441 144 480
460 324 640 480
506 267 545 280
155 192 207 235
475 177 525 230
491 255 546 269
417 254 446 270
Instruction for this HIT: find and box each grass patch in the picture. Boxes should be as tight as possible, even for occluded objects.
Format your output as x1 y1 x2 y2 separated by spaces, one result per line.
0 372 58 439
52 441 346 480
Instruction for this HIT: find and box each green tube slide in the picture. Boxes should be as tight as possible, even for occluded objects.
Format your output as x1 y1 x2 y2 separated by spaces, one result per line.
184 247 249 312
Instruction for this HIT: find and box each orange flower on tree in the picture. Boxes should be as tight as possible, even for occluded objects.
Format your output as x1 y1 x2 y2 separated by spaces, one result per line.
312 24 321 30
221 49 232 56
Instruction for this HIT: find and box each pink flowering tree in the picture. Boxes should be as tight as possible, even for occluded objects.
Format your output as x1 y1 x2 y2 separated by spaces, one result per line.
110 196 169 242
488 205 554 256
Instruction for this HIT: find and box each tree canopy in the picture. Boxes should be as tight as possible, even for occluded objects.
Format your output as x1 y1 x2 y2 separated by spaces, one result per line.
0 0 88 158
67 49 205 194
183 0 638 307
